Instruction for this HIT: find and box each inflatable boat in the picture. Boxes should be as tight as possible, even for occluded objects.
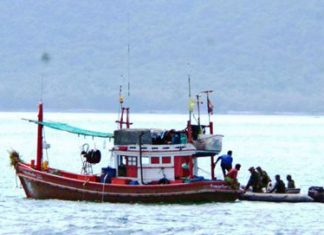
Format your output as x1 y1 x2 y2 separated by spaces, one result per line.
240 191 313 203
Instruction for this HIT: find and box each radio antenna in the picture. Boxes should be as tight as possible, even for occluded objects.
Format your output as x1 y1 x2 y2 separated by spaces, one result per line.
40 52 50 102
127 12 130 97
188 75 192 122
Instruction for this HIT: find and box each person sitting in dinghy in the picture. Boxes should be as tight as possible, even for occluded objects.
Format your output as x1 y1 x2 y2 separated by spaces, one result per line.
286 175 296 189
270 175 286 193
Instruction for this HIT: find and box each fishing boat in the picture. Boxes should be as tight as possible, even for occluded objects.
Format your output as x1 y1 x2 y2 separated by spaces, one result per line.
10 91 242 203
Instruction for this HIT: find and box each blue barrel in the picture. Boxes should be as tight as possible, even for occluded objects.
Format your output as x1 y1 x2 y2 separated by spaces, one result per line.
101 167 116 183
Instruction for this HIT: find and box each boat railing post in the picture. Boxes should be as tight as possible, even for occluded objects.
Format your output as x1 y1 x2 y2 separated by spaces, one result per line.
120 107 125 129
189 156 193 178
139 131 145 185
209 121 214 135
187 120 192 143
126 108 130 129
211 155 215 180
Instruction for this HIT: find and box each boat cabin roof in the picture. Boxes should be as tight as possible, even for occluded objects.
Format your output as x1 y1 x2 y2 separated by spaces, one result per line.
114 128 186 145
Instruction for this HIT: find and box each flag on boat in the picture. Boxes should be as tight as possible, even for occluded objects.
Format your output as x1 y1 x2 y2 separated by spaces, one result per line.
188 98 195 112
207 97 214 114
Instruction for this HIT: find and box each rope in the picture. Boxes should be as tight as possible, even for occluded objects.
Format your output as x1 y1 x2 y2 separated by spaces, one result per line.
198 166 211 176
159 167 166 178
192 113 198 123
101 174 110 203
101 183 105 202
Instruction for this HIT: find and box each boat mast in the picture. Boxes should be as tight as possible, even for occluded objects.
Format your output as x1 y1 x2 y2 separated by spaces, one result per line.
188 75 192 122
202 90 215 179
126 12 131 128
187 76 193 142
196 94 201 127
116 85 132 129
36 102 43 170
127 12 130 98
116 12 132 130
117 85 124 129
36 53 49 170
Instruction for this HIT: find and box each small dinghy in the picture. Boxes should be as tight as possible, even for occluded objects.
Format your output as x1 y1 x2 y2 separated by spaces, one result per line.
240 191 314 203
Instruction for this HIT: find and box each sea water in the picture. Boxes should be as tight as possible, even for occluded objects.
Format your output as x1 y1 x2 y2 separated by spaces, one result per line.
0 112 323 235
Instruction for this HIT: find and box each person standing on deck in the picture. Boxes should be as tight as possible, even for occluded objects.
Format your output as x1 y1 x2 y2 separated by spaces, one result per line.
214 150 233 178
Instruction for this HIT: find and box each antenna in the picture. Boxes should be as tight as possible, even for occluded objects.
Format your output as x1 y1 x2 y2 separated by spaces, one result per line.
127 12 130 98
187 72 194 143
40 52 50 102
188 75 192 122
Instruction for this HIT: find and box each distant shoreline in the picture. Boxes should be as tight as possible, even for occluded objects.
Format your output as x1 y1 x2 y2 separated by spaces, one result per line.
0 109 323 116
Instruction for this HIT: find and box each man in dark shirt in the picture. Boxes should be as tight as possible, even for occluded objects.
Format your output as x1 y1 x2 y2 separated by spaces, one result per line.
256 166 271 190
270 175 286 193
245 167 262 192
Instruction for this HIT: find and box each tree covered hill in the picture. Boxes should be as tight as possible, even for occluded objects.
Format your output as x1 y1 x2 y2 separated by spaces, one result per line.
1 1 324 114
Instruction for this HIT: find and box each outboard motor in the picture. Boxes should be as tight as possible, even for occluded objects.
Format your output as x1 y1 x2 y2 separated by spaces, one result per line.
308 186 324 202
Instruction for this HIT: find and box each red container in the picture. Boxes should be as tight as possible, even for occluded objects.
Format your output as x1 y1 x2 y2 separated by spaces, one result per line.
111 178 131 185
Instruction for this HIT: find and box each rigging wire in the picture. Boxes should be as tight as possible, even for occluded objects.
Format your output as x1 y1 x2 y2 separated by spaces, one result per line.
43 128 49 162
197 166 211 176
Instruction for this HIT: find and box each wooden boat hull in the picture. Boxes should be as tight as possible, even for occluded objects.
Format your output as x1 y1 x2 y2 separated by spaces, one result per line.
240 192 314 203
16 162 241 203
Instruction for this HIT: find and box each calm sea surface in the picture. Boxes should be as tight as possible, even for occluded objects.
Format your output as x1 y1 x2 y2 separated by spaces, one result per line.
0 112 323 235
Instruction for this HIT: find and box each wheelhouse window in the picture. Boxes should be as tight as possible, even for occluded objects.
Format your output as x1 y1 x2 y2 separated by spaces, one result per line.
127 156 137 166
151 156 160 164
142 156 150 165
162 156 171 164
117 155 127 177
